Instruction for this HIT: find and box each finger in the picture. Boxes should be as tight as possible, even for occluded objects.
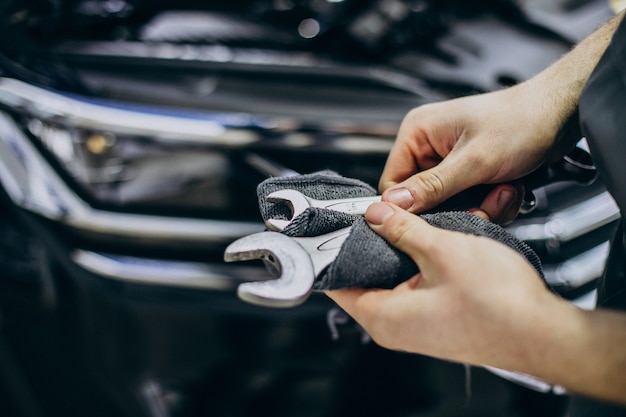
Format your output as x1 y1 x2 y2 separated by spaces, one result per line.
324 288 393 327
378 140 421 192
324 288 364 315
325 275 422 311
472 182 524 225
379 145 443 193
365 202 443 266
378 107 448 193
325 275 424 341
381 157 479 213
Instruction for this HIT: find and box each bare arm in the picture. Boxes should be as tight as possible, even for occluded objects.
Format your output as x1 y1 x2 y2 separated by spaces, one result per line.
530 300 626 404
379 12 625 220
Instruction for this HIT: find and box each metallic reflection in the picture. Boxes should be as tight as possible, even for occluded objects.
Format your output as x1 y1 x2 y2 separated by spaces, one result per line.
0 111 263 245
72 249 272 290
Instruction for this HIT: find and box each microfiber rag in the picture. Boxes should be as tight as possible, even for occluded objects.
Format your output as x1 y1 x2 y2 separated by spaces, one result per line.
257 171 545 291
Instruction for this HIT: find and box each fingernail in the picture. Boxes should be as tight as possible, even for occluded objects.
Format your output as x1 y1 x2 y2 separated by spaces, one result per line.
498 189 516 209
385 188 414 210
366 203 395 225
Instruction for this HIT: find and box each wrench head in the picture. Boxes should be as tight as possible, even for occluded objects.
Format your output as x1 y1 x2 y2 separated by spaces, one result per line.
224 231 315 308
265 189 310 231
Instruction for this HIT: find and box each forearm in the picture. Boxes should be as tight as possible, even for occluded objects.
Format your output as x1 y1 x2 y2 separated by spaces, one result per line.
506 16 626 401
515 11 624 150
511 294 626 405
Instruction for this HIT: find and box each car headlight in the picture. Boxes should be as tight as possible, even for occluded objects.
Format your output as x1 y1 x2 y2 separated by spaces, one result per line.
25 117 236 210
0 77 287 220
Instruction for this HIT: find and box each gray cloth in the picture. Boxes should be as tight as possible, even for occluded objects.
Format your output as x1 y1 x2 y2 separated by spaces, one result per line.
317 213 544 290
258 172 545 291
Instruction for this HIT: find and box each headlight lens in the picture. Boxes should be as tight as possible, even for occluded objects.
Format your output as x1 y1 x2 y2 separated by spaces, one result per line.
25 117 233 211
0 76 269 219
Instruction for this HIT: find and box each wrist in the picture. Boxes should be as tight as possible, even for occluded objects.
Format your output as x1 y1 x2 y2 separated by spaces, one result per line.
519 294 588 381
513 294 626 405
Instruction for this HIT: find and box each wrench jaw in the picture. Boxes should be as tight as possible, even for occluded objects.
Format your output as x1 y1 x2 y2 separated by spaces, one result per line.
237 276 313 308
265 218 291 232
265 189 310 231
224 232 316 308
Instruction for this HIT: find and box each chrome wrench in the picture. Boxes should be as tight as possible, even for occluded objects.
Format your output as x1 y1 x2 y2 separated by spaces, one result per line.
223 227 352 308
264 189 381 231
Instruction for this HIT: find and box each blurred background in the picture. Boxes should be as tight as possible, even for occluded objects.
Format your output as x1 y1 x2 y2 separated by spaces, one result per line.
0 0 620 416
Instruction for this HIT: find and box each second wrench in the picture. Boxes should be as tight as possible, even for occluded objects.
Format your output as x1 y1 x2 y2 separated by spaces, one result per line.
265 189 381 231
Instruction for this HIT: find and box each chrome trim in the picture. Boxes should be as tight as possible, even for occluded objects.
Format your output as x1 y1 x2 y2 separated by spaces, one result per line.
52 41 441 98
0 111 264 244
0 77 398 151
483 366 565 394
0 78 260 146
543 242 610 289
507 191 620 243
572 289 598 311
243 153 299 178
71 249 271 290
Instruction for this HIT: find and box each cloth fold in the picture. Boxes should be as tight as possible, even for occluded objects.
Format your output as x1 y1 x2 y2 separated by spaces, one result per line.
257 171 545 291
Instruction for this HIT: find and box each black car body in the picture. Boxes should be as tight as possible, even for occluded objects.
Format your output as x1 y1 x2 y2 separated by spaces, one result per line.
0 1 620 416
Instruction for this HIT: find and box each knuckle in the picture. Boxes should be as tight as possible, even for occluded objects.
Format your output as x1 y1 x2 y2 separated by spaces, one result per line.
383 213 422 248
405 106 424 121
411 172 447 205
403 105 433 127
367 314 399 350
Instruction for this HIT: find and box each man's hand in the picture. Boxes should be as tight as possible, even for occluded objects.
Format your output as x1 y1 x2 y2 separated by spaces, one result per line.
378 87 556 223
378 12 624 223
326 202 552 368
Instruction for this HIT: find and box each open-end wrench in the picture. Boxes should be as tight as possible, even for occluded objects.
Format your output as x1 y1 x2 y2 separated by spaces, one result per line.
264 189 381 231
223 227 352 308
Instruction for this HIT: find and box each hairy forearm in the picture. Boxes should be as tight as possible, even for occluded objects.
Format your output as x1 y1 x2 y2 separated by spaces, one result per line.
515 11 624 148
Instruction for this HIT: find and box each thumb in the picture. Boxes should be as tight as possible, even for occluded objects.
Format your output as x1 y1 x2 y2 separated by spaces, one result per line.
382 160 476 213
365 202 442 266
